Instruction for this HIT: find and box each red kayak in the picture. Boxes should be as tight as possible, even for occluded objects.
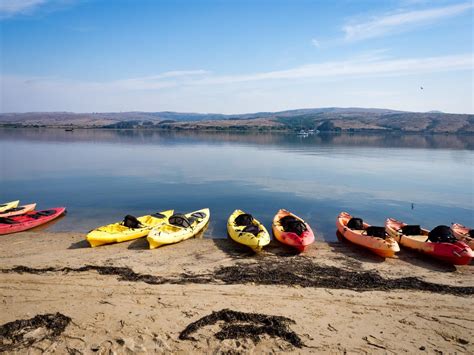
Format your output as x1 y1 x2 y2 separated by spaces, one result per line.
0 207 66 235
386 219 473 265
272 209 315 252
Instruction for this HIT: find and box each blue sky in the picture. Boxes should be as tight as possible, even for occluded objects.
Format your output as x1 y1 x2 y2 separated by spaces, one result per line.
1 0 473 113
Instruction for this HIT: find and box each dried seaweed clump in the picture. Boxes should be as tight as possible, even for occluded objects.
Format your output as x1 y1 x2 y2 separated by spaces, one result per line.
212 258 474 296
0 313 71 352
179 309 304 348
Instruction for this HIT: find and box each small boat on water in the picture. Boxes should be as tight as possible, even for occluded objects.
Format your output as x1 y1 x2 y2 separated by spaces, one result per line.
297 129 309 136
386 218 473 265
336 212 399 258
227 209 270 252
65 128 74 132
272 209 314 252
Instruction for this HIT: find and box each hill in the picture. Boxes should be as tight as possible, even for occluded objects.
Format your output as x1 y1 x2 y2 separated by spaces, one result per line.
0 108 472 133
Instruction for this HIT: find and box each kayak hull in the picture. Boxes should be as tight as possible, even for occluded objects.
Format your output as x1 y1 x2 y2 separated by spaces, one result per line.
87 210 174 247
272 209 315 252
451 223 474 250
0 203 37 218
147 208 210 249
0 200 20 213
0 207 66 235
386 218 474 265
227 209 270 252
336 212 399 258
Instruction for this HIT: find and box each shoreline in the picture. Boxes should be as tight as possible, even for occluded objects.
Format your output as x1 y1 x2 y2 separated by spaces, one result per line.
2 125 474 135
1 232 473 353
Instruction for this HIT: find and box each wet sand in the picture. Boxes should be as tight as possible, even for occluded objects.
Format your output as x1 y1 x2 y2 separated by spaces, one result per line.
1 231 473 353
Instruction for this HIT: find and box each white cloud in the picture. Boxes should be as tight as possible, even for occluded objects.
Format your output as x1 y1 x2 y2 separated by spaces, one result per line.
311 38 320 48
0 0 75 19
1 53 473 113
0 0 47 17
343 2 473 41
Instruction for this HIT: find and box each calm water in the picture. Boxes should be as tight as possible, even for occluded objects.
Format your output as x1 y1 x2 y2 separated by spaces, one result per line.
1 128 473 241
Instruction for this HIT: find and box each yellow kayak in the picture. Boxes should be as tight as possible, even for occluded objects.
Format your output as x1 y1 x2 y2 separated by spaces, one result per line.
227 209 270 252
0 200 20 213
87 210 174 247
147 208 210 249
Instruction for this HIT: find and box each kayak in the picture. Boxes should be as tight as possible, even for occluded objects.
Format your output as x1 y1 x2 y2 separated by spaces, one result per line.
147 208 210 249
0 203 37 218
0 207 66 235
86 210 174 247
336 212 399 258
451 223 474 249
227 209 270 252
0 200 20 213
386 218 473 265
272 209 315 252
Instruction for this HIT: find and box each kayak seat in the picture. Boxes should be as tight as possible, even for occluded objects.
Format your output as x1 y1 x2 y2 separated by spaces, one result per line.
169 214 192 228
151 212 166 219
347 217 363 230
191 211 206 219
280 216 307 235
235 213 254 226
36 210 56 216
428 225 457 243
122 215 142 229
365 226 386 238
241 224 260 236
401 225 421 236
0 217 17 224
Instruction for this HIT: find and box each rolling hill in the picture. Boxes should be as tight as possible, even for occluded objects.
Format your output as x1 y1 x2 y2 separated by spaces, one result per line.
0 108 472 133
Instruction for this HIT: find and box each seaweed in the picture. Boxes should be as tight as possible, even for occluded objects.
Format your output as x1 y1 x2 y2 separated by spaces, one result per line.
179 309 303 348
2 258 473 296
0 313 71 352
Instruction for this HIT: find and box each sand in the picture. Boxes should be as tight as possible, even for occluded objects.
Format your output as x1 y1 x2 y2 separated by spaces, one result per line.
1 231 473 354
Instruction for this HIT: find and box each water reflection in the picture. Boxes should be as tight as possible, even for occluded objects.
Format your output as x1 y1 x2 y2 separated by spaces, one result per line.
0 128 472 241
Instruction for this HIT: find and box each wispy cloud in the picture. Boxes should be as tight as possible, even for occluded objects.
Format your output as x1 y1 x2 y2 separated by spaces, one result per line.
0 0 47 18
8 53 473 91
2 53 473 113
0 0 74 19
343 2 473 41
311 38 320 48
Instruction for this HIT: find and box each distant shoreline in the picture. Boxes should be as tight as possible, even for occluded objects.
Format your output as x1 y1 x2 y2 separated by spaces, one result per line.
1 108 472 134
1 125 473 135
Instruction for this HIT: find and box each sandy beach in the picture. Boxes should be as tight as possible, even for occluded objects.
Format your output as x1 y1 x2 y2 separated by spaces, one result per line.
1 231 473 354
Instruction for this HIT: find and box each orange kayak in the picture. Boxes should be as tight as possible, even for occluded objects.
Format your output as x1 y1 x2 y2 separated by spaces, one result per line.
272 209 315 252
336 212 399 258
451 223 474 250
0 203 37 218
386 218 473 265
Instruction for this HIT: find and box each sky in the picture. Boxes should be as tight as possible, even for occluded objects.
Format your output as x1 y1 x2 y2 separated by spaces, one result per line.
0 0 473 114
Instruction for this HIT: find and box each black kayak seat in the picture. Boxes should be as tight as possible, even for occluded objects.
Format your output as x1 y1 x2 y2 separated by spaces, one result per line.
169 213 192 228
241 224 260 236
428 225 456 243
0 217 17 224
28 210 57 220
401 225 422 236
122 215 142 229
365 226 386 238
235 213 254 227
347 217 364 230
279 215 307 235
